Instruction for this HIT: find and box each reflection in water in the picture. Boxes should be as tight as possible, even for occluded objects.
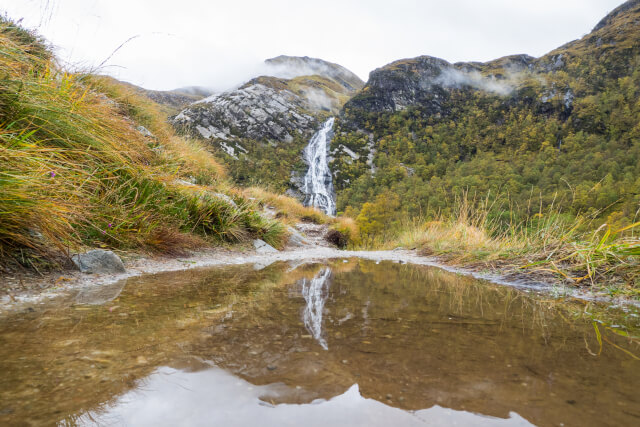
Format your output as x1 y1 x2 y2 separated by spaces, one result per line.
82 366 532 427
301 268 332 350
0 259 638 426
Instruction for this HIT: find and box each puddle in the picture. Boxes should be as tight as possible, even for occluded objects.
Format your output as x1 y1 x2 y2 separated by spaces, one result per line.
0 259 638 426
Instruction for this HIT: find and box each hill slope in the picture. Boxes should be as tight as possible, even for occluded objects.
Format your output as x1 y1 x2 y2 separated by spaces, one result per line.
172 56 364 194
0 18 333 271
331 0 640 232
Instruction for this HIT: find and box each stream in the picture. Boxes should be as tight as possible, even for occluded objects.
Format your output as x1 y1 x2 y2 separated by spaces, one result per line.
0 259 638 426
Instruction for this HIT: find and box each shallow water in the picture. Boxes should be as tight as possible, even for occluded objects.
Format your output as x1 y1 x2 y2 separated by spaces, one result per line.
0 259 638 426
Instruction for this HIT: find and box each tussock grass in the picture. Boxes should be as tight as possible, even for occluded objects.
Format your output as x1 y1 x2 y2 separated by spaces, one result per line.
0 17 286 270
383 193 640 297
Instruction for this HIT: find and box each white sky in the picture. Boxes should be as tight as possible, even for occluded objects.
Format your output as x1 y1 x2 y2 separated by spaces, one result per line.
1 0 626 91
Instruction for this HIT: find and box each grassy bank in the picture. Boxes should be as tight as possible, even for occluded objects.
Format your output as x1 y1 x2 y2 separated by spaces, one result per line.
0 18 330 272
366 195 640 298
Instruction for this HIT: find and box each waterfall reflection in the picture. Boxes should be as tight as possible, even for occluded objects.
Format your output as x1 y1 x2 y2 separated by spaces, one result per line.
301 268 332 350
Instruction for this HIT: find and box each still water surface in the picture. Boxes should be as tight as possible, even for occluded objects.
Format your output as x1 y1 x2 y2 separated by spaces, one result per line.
0 259 638 426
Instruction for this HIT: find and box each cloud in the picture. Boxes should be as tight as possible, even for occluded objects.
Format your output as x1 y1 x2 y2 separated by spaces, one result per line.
435 68 517 96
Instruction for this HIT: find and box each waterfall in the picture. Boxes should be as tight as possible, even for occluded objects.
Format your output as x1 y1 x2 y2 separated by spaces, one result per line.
302 118 336 216
301 268 332 350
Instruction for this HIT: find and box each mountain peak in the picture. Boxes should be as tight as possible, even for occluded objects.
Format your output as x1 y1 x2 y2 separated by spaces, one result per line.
593 0 640 31
264 55 364 92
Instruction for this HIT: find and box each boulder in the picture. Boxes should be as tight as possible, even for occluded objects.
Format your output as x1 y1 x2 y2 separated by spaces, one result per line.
287 226 311 247
253 239 278 253
72 250 126 274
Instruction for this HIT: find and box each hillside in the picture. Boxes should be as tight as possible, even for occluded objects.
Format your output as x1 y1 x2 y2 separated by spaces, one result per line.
0 17 334 272
331 0 640 234
172 56 364 194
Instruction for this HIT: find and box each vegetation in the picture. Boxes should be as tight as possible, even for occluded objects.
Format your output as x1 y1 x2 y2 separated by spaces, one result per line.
314 3 640 295
0 17 319 271
366 192 638 297
333 3 640 225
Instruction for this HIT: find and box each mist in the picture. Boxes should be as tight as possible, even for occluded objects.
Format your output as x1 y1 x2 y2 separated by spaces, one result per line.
435 68 520 96
1 0 626 91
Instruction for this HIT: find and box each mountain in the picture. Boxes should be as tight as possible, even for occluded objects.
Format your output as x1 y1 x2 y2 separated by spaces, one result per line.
172 56 364 193
265 55 365 92
141 86 214 113
330 0 640 227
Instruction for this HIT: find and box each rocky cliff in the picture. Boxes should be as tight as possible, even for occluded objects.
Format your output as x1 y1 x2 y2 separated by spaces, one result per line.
172 56 363 149
171 56 364 194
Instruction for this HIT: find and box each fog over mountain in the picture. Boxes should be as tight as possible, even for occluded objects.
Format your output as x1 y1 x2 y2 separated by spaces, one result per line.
2 0 625 91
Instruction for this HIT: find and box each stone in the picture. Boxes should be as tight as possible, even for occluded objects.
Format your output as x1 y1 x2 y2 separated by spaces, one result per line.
72 250 126 274
253 239 278 253
286 226 311 247
136 125 154 138
212 193 238 208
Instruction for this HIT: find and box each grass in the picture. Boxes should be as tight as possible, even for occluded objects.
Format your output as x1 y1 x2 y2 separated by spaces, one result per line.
374 193 640 298
0 17 292 271
242 187 329 225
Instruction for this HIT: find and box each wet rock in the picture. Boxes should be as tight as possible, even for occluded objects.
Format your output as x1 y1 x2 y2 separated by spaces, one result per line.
72 250 126 274
253 239 278 253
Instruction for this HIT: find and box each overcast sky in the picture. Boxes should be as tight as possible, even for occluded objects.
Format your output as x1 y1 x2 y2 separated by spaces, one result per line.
1 0 626 91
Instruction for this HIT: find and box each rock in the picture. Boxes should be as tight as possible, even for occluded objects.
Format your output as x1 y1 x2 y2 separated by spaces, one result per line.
172 80 317 144
286 226 311 247
136 125 154 138
253 239 278 253
72 250 126 274
212 193 238 208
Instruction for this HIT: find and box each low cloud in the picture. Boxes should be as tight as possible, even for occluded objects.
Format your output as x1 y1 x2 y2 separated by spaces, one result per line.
435 68 517 96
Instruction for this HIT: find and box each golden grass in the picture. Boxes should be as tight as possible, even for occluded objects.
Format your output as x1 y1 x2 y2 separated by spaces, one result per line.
381 194 640 297
242 187 329 224
0 17 286 269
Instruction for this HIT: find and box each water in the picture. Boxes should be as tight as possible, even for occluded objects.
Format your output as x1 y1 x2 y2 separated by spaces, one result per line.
302 118 336 216
0 260 639 426
301 268 332 350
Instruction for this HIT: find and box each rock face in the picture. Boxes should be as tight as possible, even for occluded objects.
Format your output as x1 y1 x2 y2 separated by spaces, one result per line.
171 57 364 148
170 56 364 201
72 250 126 274
344 54 535 118
173 79 317 146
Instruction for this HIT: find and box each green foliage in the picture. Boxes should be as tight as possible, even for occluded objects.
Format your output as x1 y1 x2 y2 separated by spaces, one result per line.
222 135 309 192
333 53 640 234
